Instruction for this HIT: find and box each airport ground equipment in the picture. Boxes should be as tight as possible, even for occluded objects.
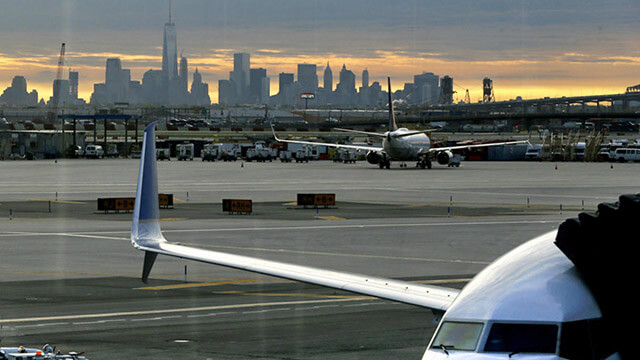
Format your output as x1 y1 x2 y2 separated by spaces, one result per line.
176 143 194 161
279 150 292 162
156 148 170 161
201 143 221 162
525 144 543 160
83 144 104 159
0 344 87 360
245 142 276 162
220 147 237 161
133 122 632 358
222 199 252 214
295 148 309 162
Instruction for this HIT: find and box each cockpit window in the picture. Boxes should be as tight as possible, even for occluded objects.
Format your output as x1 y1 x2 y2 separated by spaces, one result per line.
431 321 484 351
484 323 558 353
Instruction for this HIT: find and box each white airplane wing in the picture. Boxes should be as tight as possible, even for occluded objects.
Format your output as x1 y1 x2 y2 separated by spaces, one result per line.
272 124 383 152
132 122 459 311
429 140 530 153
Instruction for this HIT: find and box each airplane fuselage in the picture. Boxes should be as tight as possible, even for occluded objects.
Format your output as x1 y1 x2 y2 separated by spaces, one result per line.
382 128 431 161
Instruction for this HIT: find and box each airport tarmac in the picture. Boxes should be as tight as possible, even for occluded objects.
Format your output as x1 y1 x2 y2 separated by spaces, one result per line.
1 159 638 359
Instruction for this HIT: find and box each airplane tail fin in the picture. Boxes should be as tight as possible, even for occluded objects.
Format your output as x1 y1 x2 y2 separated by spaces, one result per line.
387 77 398 131
131 121 166 282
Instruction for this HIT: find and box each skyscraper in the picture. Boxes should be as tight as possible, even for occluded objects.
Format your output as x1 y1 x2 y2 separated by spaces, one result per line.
362 68 369 88
69 70 79 100
231 53 250 103
414 72 439 104
179 56 188 93
297 64 318 93
162 12 178 82
190 68 210 105
323 62 333 91
250 68 269 104
105 58 124 102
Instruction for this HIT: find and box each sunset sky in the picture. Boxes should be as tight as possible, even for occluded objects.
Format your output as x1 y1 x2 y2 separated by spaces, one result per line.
1 0 639 103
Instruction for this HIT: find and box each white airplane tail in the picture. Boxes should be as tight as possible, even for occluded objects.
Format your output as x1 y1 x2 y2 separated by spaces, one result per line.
387 77 398 131
131 121 166 282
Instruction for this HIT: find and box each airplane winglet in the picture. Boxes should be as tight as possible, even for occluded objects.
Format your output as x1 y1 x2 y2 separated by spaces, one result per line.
131 121 166 281
270 123 282 142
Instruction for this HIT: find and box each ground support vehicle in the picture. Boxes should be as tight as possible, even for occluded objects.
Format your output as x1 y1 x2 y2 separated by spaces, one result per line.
279 150 292 162
84 144 104 159
177 143 194 161
156 148 171 161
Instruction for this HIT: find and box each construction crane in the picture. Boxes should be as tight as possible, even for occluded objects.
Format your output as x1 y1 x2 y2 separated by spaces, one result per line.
453 82 470 104
49 43 65 123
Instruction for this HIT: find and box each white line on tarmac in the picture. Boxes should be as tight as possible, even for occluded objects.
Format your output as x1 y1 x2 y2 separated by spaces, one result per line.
0 219 561 238
0 298 363 324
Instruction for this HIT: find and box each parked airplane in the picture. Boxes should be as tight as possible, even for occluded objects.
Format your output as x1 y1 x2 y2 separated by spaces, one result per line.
132 122 628 359
271 77 528 169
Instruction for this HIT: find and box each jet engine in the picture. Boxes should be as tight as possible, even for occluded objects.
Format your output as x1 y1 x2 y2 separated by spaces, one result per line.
436 150 454 165
366 151 382 164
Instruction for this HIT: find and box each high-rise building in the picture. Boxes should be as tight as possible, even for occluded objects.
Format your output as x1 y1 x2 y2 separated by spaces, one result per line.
162 17 178 82
69 70 79 100
362 68 369 88
218 79 234 105
230 53 250 103
0 75 38 106
323 62 333 91
440 75 454 104
105 58 125 103
52 79 70 106
142 69 164 104
250 68 269 104
190 68 210 105
297 64 318 94
414 72 439 104
179 56 188 93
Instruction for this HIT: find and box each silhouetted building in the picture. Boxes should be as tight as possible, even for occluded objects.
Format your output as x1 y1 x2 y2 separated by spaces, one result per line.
297 64 318 94
323 62 333 91
141 69 164 104
69 70 79 100
336 64 356 104
362 68 369 88
250 68 269 104
190 68 210 105
162 18 178 83
0 76 38 106
440 75 454 104
218 79 234 105
414 72 439 104
229 53 250 103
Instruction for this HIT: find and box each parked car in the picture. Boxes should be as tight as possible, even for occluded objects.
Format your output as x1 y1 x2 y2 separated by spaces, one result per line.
84 144 104 159
613 148 640 162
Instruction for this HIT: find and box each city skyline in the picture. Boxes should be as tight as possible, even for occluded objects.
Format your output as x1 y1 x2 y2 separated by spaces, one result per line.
1 0 640 104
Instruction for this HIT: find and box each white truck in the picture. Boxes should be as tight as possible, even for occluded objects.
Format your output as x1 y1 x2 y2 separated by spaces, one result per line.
177 143 194 161
295 147 309 163
84 144 104 159
156 148 171 161
524 144 543 161
279 150 292 162
202 143 221 162
221 145 238 161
